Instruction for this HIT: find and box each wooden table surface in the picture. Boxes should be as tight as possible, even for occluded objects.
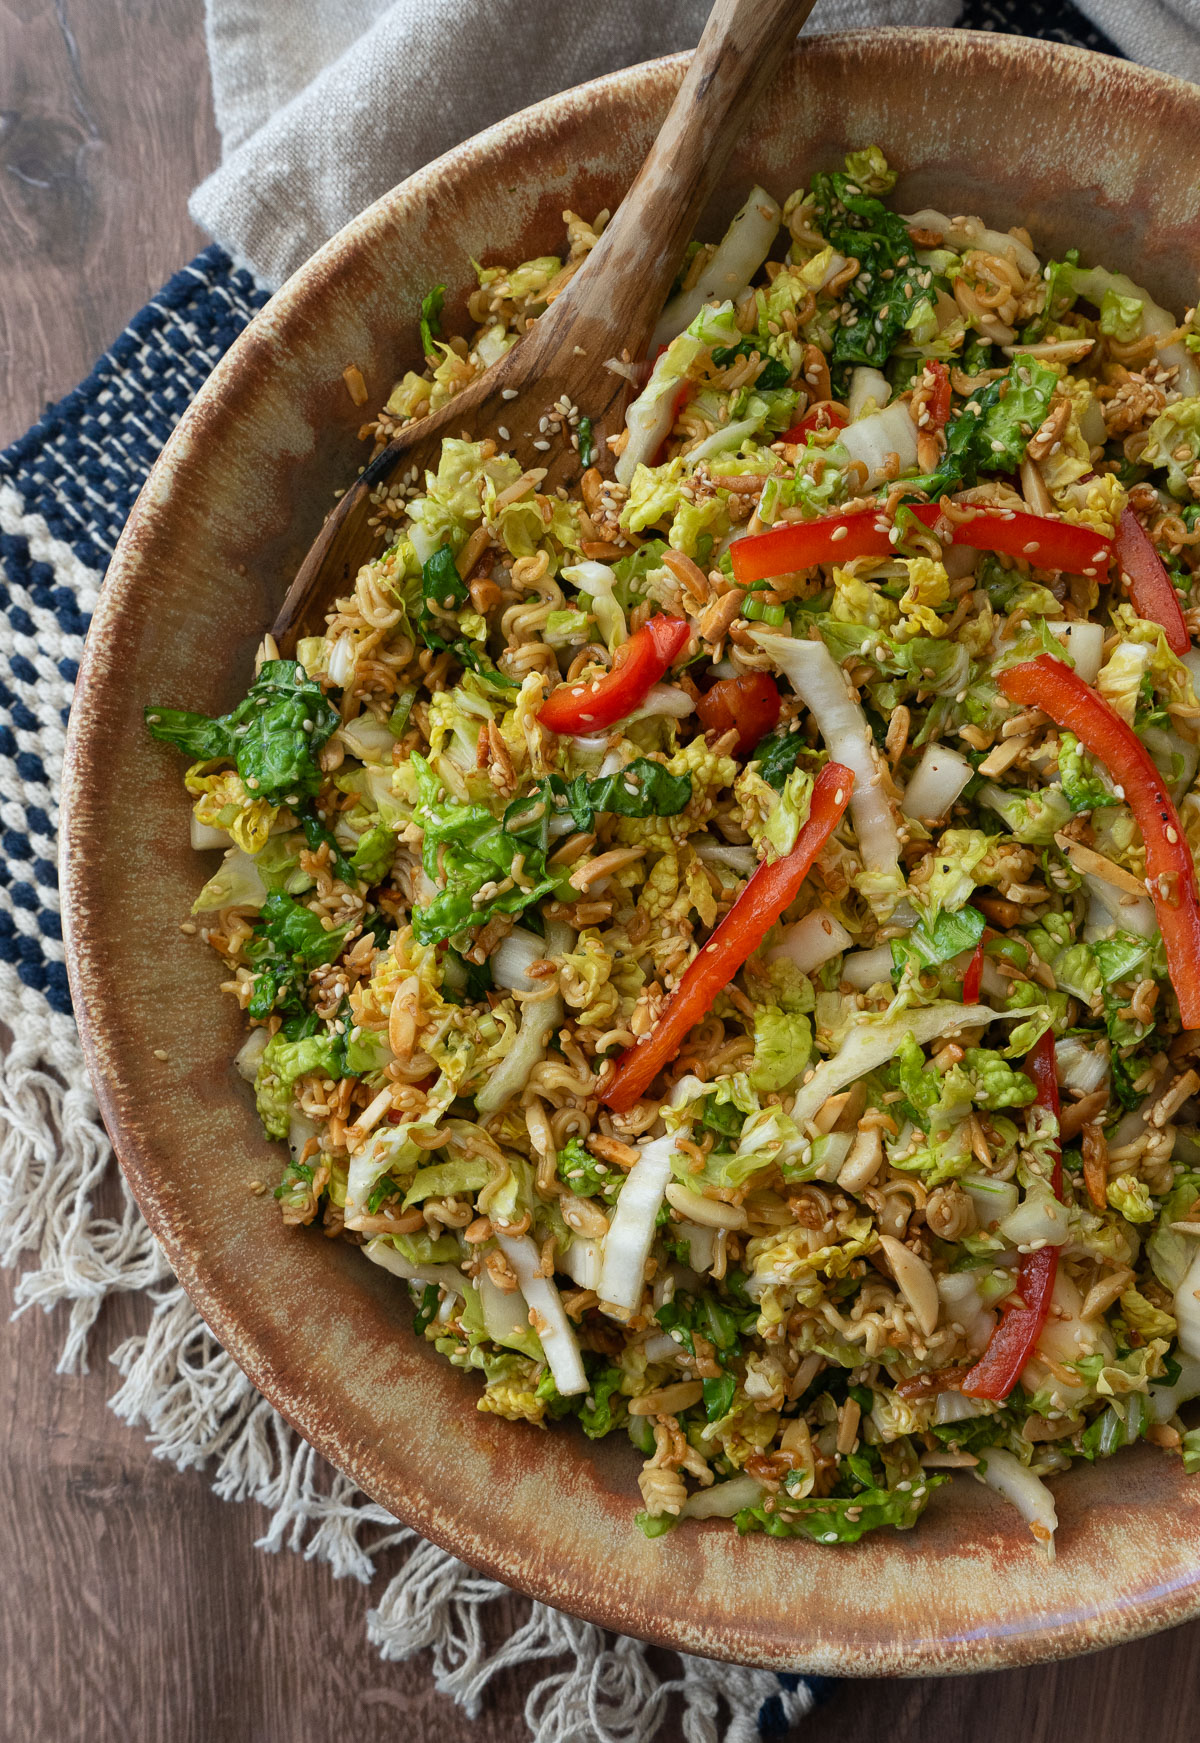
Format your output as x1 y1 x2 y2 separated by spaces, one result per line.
4 3 1200 1738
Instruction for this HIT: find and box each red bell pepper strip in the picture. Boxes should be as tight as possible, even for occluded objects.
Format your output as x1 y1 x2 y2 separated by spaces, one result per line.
907 503 1112 574
999 655 1200 1029
731 509 897 585
731 502 1113 588
961 939 985 1006
601 761 854 1112
923 361 952 430
1022 1027 1063 1199
695 672 781 755
1114 505 1190 655
962 1030 1062 1400
961 1246 1059 1402
538 614 691 735
781 403 850 444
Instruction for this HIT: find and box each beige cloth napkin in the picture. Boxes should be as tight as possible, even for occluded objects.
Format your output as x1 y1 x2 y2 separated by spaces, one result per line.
190 0 960 287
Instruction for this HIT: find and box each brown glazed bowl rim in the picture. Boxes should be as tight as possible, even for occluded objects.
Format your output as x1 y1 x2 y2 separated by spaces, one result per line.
62 27 1200 1675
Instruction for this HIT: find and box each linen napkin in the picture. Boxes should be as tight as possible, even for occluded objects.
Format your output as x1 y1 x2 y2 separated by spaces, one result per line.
192 0 960 287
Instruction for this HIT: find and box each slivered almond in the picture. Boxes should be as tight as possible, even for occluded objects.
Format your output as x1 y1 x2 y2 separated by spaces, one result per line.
878 1235 940 1337
699 588 746 643
977 735 1031 777
837 1126 883 1193
664 1183 747 1229
1059 1088 1109 1144
1054 834 1146 897
661 548 710 600
585 1133 640 1170
628 1381 705 1416
1081 1121 1109 1210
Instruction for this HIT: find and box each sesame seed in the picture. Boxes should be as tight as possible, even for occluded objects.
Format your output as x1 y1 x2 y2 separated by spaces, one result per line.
153 1048 169 1061
501 387 518 399
532 439 551 451
830 525 849 542
498 425 510 440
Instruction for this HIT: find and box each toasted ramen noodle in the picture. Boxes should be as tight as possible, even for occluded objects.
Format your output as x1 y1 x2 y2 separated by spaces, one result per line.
147 147 1200 1552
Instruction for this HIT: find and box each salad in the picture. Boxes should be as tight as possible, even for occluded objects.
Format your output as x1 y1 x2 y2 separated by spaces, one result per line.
146 147 1200 1554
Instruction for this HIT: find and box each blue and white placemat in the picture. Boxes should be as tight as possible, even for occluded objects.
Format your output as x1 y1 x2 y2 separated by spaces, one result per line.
0 3 1125 1736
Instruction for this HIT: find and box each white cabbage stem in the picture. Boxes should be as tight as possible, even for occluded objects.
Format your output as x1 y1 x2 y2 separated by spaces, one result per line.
326 632 358 688
847 366 891 421
672 1220 719 1273
643 1330 684 1363
475 919 572 1114
597 1134 676 1314
766 909 853 974
934 1390 993 1425
1054 1034 1109 1096
479 1266 537 1347
749 630 905 916
235 1027 270 1083
998 1191 1071 1249
626 683 696 722
561 1236 602 1292
562 560 625 651
902 209 1041 278
363 1237 467 1297
693 840 759 876
976 1446 1058 1555
617 314 734 487
901 744 973 823
340 714 397 762
1082 872 1158 939
496 1231 588 1396
961 1173 1019 1231
1149 1352 1200 1423
1048 621 1104 686
936 1272 995 1353
288 1110 319 1166
838 400 918 489
1174 1247 1200 1360
652 186 782 349
680 1473 764 1520
190 814 228 851
490 926 547 992
791 1004 1009 1127
840 944 895 990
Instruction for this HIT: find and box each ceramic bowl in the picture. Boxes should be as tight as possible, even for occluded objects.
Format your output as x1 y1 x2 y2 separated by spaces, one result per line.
62 28 1200 1674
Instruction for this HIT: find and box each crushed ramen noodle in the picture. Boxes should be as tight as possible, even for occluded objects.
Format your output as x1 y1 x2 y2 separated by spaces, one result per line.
148 149 1200 1551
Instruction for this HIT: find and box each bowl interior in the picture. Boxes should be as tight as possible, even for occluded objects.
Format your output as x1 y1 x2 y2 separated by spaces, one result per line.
63 28 1200 1674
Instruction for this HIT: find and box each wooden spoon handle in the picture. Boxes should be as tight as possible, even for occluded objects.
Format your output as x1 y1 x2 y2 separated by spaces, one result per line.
541 0 820 358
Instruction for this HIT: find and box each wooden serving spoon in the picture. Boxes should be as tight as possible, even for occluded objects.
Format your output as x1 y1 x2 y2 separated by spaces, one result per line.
272 0 818 652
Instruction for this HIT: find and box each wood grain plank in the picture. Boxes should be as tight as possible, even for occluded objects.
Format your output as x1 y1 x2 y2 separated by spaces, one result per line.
0 1257 552 1743
0 0 219 446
